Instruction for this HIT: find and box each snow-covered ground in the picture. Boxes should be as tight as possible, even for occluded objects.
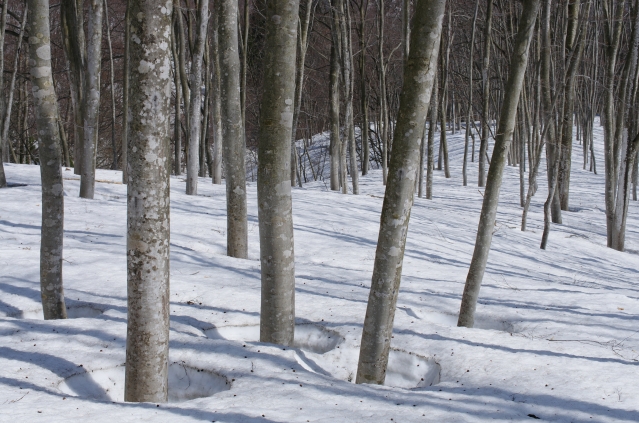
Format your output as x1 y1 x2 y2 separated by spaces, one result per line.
0 121 638 422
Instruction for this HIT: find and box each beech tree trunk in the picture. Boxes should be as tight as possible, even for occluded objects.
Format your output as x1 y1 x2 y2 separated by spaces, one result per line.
356 0 445 385
212 11 223 184
122 0 131 183
219 0 248 258
478 0 493 187
28 0 68 319
124 0 172 403
79 0 103 199
185 0 209 195
329 17 341 192
457 0 541 328
257 0 299 346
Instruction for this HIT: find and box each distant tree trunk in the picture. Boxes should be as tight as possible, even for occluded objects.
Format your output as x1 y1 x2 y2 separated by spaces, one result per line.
80 0 104 199
61 0 86 175
426 71 439 199
171 15 182 175
329 12 341 192
378 0 388 185
212 11 223 184
0 0 8 173
478 0 493 187
463 0 480 187
257 0 299 346
458 0 540 328
359 0 370 176
185 0 208 195
122 0 130 183
0 3 28 173
291 0 315 188
104 0 118 170
219 0 248 258
28 0 68 319
356 0 445 386
124 0 172 403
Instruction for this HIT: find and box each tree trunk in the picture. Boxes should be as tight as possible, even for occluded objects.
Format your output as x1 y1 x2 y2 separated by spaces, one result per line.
463 0 480 187
478 0 493 187
356 0 445 385
185 0 209 195
457 0 541 328
212 11 223 184
219 0 248 258
122 0 131 183
329 13 341 192
80 0 104 199
124 0 172 403
426 71 439 200
171 16 182 175
257 0 299 346
28 0 68 319
0 0 8 171
104 0 118 170
359 0 369 175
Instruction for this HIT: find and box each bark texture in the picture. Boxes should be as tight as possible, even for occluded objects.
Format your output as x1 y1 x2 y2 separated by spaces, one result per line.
356 0 445 385
457 0 541 328
257 0 299 346
124 0 172 403
28 0 68 319
219 0 248 258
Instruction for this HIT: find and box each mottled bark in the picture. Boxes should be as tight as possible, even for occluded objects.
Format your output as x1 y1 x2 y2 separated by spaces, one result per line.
124 0 172 403
80 0 104 199
27 0 67 319
356 0 445 385
257 0 299 346
458 0 540 328
185 0 209 195
219 0 248 258
211 12 223 184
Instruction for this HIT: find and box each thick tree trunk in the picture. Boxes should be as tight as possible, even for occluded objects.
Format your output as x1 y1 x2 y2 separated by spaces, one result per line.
124 0 172 403
219 0 248 258
257 0 299 346
79 0 104 199
356 0 445 385
185 0 209 195
28 0 68 319
457 0 540 328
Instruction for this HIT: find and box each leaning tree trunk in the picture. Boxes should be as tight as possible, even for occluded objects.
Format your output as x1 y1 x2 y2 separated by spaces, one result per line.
79 0 103 199
457 0 541 328
124 0 172 403
28 0 68 319
219 0 248 258
356 0 445 385
185 0 209 195
257 0 299 346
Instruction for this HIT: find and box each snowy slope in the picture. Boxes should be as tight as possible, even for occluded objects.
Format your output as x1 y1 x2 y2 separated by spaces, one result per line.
0 122 638 422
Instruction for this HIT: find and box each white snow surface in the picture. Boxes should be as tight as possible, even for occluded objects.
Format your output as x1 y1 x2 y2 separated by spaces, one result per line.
1 122 639 422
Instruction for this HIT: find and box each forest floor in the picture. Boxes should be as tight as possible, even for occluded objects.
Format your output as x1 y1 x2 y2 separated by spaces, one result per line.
0 123 638 422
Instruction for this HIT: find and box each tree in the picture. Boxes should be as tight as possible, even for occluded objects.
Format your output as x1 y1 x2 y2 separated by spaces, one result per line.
27 0 67 319
257 0 299 346
356 0 446 385
457 0 541 328
124 0 173 403
185 0 209 196
219 0 248 257
79 0 104 199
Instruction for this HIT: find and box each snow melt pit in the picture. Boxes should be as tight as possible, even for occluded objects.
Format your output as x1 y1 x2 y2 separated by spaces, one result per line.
385 349 440 389
58 362 230 403
204 323 343 353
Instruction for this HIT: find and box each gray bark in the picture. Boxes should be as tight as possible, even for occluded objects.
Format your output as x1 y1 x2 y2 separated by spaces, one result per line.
80 0 104 199
478 0 493 187
171 16 182 175
124 0 172 403
104 0 117 170
122 0 131 183
212 12 223 184
457 0 541 328
257 0 299 346
426 71 438 200
359 0 369 175
185 0 209 195
329 19 341 191
0 0 8 173
463 0 480 187
219 0 248 258
356 0 445 385
28 0 68 319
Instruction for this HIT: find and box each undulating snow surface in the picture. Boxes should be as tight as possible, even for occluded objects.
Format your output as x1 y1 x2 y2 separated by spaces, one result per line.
1 122 638 422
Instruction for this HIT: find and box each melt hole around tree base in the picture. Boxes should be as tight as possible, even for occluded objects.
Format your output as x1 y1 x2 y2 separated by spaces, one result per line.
58 362 231 403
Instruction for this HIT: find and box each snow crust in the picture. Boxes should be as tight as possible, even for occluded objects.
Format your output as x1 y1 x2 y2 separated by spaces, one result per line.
1 120 638 421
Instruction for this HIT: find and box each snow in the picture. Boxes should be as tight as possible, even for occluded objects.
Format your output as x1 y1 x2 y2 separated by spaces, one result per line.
1 121 638 422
